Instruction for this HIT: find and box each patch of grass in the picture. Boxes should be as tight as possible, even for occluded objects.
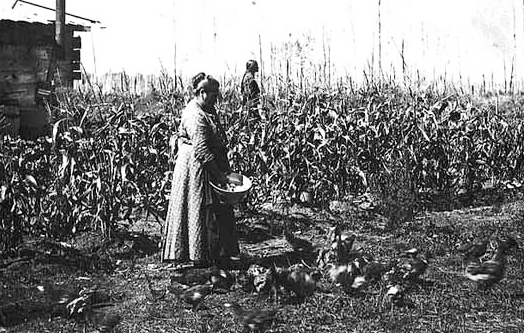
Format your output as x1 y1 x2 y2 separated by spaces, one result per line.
3 200 524 333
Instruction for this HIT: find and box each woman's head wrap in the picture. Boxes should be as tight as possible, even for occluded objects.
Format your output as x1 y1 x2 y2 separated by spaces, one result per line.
246 60 258 72
192 73 219 94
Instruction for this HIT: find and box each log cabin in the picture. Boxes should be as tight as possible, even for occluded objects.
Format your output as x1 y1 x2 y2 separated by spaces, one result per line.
0 19 89 139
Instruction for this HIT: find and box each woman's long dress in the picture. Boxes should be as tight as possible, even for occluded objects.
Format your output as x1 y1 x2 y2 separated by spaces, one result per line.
162 100 237 262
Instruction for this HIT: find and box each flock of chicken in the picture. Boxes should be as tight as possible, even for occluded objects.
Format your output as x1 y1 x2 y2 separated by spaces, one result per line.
163 224 519 332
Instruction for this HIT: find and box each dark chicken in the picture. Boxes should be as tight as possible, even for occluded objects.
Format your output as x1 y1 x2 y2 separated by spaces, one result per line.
284 229 314 252
209 266 235 291
224 302 278 332
464 237 518 290
274 266 320 302
168 283 213 311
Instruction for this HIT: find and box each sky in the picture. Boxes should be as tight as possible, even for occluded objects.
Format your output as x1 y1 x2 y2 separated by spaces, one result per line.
1 0 522 86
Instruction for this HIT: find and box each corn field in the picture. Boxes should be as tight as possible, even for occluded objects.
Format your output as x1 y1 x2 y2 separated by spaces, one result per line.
2 75 524 256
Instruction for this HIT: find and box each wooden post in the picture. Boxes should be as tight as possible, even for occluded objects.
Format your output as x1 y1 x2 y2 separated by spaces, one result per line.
378 0 382 76
55 0 66 59
259 34 263 96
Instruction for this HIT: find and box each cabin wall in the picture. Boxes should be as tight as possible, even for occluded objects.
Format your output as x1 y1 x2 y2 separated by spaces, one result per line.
0 20 83 139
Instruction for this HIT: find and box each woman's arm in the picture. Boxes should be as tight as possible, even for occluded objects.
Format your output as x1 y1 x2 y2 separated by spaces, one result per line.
192 109 228 185
203 159 228 186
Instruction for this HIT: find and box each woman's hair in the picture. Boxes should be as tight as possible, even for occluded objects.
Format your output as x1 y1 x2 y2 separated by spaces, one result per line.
192 72 219 94
192 72 206 90
246 59 258 72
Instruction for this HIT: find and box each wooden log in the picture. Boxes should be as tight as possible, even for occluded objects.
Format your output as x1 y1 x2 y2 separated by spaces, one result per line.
1 83 38 105
1 58 48 68
0 51 33 65
18 95 36 107
0 64 37 74
33 47 53 61
0 71 37 84
0 33 56 46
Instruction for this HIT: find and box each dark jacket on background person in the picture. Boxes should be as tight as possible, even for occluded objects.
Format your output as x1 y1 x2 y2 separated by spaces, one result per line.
241 71 260 107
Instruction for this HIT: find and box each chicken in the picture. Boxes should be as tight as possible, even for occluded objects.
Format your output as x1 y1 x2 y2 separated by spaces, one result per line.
274 266 320 302
398 247 420 258
97 313 122 333
326 224 342 244
236 270 255 292
224 302 278 332
327 262 357 293
39 283 78 306
361 260 388 283
328 250 388 293
352 252 384 278
316 226 356 268
146 275 167 301
316 247 335 270
348 258 388 292
332 232 356 263
168 283 213 311
209 266 235 291
244 264 280 302
247 264 267 283
458 238 489 259
383 284 405 307
64 288 96 319
38 283 87 318
247 264 277 295
399 252 431 281
464 238 518 290
384 249 430 285
316 225 342 268
284 229 314 252
458 238 489 274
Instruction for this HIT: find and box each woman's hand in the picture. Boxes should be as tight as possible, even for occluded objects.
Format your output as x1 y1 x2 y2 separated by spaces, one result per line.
203 160 229 187
168 135 177 163
217 172 228 187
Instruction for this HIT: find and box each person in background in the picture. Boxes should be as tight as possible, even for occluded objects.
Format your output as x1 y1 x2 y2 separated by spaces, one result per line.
241 59 261 120
162 73 239 268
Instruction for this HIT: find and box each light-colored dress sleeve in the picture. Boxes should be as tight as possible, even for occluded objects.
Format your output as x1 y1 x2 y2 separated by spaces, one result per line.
192 109 215 164
179 100 229 171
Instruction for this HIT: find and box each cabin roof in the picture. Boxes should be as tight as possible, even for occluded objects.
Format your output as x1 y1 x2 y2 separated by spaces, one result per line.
0 19 89 46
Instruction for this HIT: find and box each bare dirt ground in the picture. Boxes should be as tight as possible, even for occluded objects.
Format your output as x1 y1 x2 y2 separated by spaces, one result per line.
1 194 524 333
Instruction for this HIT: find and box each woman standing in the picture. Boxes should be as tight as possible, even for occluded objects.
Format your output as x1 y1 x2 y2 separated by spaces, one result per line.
162 73 239 268
241 59 261 120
